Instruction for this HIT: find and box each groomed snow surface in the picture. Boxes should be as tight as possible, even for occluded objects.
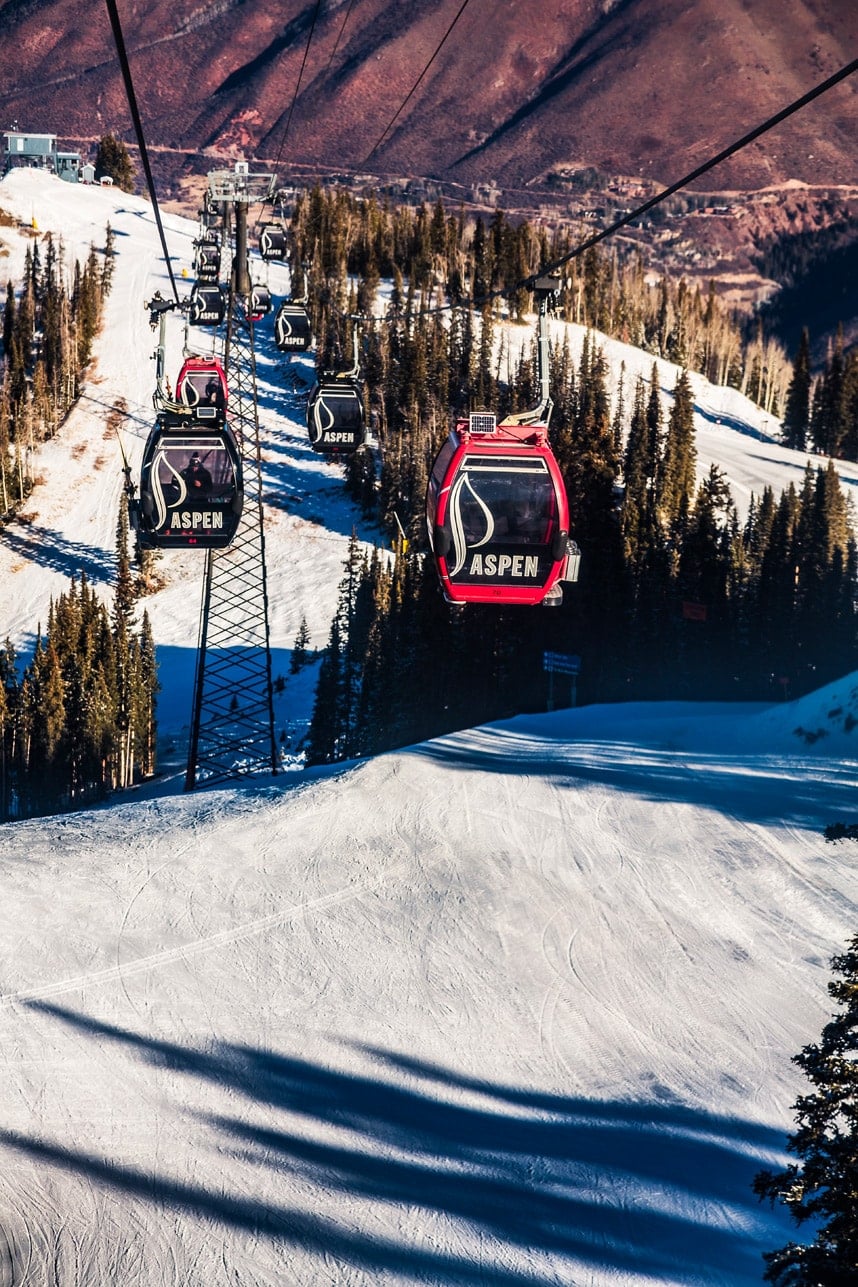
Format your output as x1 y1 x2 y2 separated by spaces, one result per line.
0 170 856 1286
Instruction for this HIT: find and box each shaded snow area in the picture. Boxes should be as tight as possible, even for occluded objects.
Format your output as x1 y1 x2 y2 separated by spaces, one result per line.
0 170 856 1285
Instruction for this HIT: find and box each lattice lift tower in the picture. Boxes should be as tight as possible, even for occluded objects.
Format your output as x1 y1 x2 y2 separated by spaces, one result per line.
185 163 278 790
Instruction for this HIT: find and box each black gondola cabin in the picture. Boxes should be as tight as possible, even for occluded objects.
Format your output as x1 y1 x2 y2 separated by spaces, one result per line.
248 284 272 321
306 371 366 453
193 239 221 283
258 223 289 262
274 301 313 353
188 282 226 327
136 408 243 549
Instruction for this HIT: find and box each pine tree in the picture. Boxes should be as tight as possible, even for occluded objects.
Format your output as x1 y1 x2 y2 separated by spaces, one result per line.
94 134 135 192
754 934 858 1285
290 614 311 673
113 491 137 635
623 376 656 564
28 640 67 811
782 328 812 451
102 223 116 293
135 610 158 778
2 281 14 358
611 362 626 457
306 618 343 765
0 639 16 821
659 369 697 531
105 495 137 788
759 484 802 684
645 364 663 490
811 336 846 458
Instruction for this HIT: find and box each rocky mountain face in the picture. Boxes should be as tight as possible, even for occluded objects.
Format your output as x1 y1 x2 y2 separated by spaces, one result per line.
0 0 855 197
2 0 856 354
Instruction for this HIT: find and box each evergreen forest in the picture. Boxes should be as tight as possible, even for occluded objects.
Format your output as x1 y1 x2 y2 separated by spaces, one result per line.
284 188 858 763
0 223 158 819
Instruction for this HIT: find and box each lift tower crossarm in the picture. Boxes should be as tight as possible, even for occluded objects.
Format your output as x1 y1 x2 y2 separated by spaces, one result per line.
206 163 276 300
500 274 562 429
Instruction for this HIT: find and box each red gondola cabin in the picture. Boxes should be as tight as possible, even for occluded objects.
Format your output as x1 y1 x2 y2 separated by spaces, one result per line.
176 357 228 415
426 413 573 607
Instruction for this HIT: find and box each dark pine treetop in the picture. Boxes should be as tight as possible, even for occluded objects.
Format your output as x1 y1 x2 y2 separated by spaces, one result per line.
94 134 135 193
754 934 858 1285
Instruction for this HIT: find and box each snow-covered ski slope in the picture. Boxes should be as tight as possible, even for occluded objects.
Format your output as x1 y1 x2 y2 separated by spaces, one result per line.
0 169 856 1286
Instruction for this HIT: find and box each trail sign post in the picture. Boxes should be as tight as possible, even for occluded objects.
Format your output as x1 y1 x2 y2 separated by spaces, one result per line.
543 651 581 710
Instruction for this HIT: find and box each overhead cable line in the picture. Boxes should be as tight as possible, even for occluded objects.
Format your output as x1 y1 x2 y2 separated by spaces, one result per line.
255 0 324 235
528 54 858 286
363 0 474 163
325 0 358 77
270 0 324 180
344 52 858 326
103 0 180 304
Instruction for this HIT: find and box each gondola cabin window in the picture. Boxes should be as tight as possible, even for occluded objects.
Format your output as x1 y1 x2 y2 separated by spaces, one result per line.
445 455 557 580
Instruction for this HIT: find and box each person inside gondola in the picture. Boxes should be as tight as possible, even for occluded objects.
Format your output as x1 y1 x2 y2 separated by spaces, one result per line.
509 493 546 543
203 378 225 411
183 452 213 493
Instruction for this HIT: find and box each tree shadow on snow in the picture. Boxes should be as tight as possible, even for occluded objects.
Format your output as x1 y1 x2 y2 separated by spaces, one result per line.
412 724 858 830
0 522 116 584
1 1000 793 1285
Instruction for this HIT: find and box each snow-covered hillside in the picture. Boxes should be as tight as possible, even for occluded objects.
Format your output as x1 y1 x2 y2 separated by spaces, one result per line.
0 169 854 754
0 169 856 1287
0 169 381 761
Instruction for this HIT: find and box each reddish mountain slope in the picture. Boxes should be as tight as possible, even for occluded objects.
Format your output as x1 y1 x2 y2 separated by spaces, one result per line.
0 0 855 195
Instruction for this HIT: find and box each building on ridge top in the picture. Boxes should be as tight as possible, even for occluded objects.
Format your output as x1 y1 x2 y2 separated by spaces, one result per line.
3 127 82 183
